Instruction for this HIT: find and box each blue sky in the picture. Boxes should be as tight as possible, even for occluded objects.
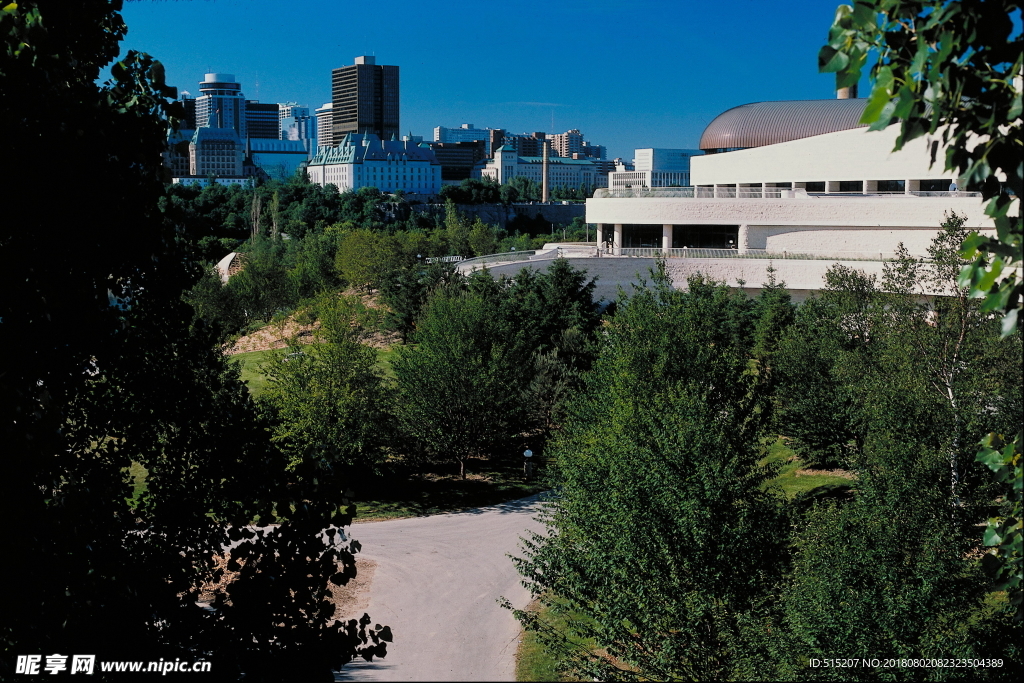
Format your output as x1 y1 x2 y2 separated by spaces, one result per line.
119 0 865 160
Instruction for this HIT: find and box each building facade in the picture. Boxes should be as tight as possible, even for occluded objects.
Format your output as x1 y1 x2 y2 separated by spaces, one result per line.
195 73 247 137
279 103 315 144
585 98 1002 298
608 148 704 190
547 129 584 158
331 56 399 141
247 138 311 181
306 133 441 195
433 123 491 145
188 127 244 177
245 100 281 139
315 102 334 147
478 146 606 189
431 140 488 182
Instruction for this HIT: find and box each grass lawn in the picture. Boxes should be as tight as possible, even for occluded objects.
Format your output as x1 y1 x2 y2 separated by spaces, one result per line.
228 345 401 396
228 348 279 396
353 457 547 522
761 436 855 499
516 600 578 682
127 461 148 501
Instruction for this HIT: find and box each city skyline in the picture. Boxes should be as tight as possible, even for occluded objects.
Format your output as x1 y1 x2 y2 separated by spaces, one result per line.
118 0 867 160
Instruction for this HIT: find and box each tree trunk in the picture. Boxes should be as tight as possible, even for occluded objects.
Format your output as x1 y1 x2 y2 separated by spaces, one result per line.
458 457 465 480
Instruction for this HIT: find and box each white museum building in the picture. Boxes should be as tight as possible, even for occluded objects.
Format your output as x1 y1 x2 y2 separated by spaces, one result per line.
583 98 1008 299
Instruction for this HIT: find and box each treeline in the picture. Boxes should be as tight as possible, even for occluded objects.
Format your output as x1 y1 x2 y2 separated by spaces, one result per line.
438 176 594 204
185 202 591 339
255 259 601 482
512 217 1023 680
166 175 592 264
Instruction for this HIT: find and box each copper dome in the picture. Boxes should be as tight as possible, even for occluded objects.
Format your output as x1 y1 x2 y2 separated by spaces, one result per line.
699 99 869 151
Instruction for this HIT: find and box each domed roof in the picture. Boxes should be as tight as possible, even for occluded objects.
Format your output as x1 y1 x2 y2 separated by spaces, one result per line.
699 99 868 151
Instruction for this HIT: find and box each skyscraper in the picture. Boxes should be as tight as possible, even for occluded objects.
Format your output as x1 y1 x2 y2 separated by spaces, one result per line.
245 100 280 139
315 102 334 147
195 73 247 137
331 56 399 141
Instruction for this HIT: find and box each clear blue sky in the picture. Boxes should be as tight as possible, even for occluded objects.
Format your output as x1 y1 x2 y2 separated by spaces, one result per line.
119 0 865 160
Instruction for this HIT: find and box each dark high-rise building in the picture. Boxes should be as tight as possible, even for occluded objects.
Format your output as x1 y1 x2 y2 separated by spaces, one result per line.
179 93 197 129
430 140 487 182
245 101 280 139
331 56 399 141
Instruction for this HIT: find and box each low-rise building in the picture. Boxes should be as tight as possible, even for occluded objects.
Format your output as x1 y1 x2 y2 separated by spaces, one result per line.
246 138 311 181
478 146 607 189
306 133 442 195
608 148 704 190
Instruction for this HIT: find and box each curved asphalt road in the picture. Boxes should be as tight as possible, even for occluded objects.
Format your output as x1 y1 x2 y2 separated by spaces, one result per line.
335 494 547 682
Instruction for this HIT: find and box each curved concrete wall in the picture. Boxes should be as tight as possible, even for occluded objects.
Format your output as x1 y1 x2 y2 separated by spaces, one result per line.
691 125 950 185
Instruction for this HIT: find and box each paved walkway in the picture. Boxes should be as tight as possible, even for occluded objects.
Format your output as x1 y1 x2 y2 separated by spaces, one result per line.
334 495 547 682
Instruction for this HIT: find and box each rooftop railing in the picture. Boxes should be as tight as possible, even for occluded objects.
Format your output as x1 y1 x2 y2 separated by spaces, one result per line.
457 250 538 269
593 187 982 199
618 247 927 261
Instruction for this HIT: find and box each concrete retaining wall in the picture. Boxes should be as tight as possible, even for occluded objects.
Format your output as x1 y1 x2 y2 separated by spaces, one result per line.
412 202 586 229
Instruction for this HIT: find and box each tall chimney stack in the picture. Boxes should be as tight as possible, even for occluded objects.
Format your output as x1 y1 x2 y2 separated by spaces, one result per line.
542 140 550 203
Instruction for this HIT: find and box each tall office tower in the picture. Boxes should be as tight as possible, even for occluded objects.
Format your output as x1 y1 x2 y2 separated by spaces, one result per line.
195 73 247 137
331 56 399 141
488 129 505 157
245 101 280 139
179 92 197 129
315 102 334 147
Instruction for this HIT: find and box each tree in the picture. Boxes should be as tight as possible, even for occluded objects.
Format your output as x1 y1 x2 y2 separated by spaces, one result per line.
510 268 788 681
259 296 393 478
820 0 1023 616
392 287 534 477
819 0 1021 331
1 2 388 678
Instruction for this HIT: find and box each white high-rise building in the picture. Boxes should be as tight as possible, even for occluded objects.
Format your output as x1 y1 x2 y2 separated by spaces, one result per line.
315 102 334 147
195 73 247 137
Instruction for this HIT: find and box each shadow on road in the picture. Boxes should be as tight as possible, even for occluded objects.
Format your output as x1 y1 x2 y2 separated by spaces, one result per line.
333 659 394 681
447 490 551 516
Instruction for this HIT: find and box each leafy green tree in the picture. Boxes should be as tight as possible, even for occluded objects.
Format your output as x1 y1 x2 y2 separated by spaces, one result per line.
467 217 499 256
378 260 462 343
503 176 542 203
223 236 296 326
260 296 393 477
820 1 1021 332
511 268 787 681
442 201 473 256
779 438 1011 680
392 287 534 477
1 2 388 678
820 2 1023 611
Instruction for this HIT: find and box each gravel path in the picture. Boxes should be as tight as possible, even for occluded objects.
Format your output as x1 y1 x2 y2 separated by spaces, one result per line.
334 494 547 682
